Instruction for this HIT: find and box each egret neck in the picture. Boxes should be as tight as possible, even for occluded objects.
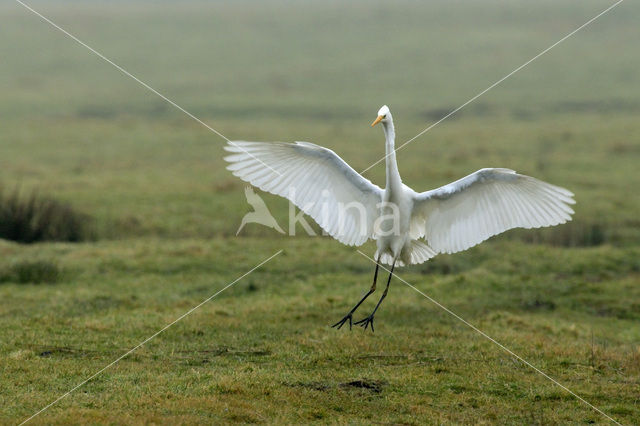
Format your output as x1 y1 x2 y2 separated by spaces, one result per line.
382 113 402 194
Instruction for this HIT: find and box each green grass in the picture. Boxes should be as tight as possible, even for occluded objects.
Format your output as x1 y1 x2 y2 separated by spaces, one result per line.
1 0 639 423
2 239 639 423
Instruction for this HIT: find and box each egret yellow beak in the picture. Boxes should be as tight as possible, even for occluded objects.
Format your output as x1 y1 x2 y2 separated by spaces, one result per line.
371 115 384 127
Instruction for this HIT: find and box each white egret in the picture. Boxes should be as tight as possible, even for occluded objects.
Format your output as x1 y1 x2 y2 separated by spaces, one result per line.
224 105 575 331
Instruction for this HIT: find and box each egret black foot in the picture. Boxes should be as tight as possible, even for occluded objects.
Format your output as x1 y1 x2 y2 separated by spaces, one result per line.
354 315 375 332
332 313 354 330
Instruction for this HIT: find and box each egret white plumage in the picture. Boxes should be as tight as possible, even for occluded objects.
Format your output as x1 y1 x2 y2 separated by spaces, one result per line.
224 105 575 331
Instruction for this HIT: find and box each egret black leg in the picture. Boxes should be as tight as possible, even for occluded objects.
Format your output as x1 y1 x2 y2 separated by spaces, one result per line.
354 260 396 332
332 255 381 330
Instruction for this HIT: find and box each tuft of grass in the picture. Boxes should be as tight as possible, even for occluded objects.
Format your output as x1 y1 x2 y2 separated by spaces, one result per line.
0 260 60 284
0 187 93 244
511 222 606 247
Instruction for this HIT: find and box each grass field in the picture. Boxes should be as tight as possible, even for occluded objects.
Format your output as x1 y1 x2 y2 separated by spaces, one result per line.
1 0 639 423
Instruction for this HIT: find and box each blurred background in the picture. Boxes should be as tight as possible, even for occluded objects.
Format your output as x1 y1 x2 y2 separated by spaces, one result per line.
1 1 639 423
1 0 638 244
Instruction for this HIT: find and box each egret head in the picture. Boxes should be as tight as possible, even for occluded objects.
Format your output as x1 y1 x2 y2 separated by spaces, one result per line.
371 105 391 127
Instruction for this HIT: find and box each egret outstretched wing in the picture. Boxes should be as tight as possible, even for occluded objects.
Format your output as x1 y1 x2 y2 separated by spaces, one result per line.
411 168 575 254
224 141 383 245
224 106 578 329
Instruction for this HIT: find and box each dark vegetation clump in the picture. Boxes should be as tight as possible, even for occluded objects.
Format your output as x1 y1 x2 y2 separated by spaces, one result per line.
0 187 93 243
0 260 60 284
339 379 387 393
511 221 607 247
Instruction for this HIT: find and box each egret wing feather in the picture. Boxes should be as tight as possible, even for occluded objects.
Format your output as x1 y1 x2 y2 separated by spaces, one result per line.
411 168 575 254
224 141 383 246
